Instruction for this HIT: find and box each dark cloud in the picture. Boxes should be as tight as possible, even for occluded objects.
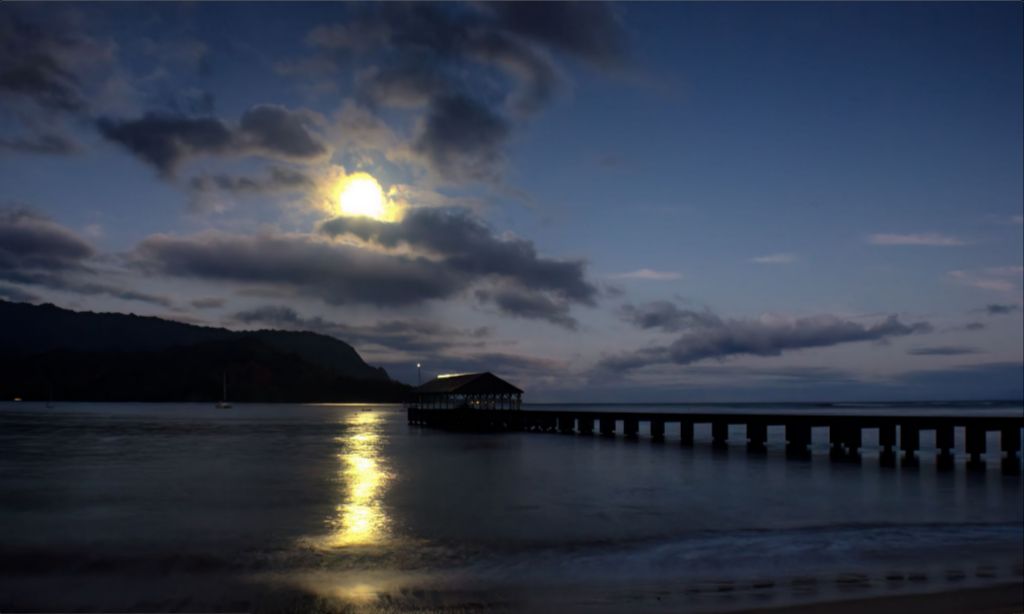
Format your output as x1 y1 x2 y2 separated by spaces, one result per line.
96 114 232 176
97 105 328 177
321 207 597 305
187 166 315 211
0 208 171 306
190 297 225 310
475 285 577 329
0 284 40 303
233 305 305 327
907 346 980 356
0 267 171 307
0 14 86 113
237 105 327 160
349 11 561 117
0 208 94 272
603 302 933 371
231 304 490 355
356 60 448 109
483 2 626 68
963 322 986 331
52 278 173 307
619 301 720 332
0 12 223 161
412 94 510 182
190 167 313 196
299 1 626 183
131 231 464 307
985 303 1020 315
465 30 561 116
0 132 79 155
133 207 596 324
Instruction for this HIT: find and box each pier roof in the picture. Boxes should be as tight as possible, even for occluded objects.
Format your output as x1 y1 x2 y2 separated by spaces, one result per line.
414 372 523 395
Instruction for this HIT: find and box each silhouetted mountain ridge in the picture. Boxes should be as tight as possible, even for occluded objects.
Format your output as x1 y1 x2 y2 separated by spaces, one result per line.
0 300 408 402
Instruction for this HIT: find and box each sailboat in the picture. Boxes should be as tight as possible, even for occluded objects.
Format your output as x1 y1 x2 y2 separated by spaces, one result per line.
216 372 231 409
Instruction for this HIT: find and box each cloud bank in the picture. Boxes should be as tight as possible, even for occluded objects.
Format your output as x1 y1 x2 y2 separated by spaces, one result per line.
295 2 627 182
97 105 329 177
602 302 933 371
0 208 169 306
321 207 597 326
132 207 597 327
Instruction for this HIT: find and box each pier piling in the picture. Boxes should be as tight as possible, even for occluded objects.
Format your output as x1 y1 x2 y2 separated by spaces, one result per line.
680 421 694 446
786 422 811 458
936 425 955 470
966 426 986 471
1001 426 1021 475
845 425 862 461
623 417 639 439
712 421 729 448
650 419 665 442
900 425 920 466
747 421 767 453
830 425 845 460
879 424 897 467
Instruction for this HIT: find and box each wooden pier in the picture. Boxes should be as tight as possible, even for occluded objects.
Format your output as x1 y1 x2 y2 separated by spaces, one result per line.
407 407 1024 475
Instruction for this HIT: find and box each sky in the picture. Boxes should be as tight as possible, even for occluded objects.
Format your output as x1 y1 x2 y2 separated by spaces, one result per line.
1 2 1021 401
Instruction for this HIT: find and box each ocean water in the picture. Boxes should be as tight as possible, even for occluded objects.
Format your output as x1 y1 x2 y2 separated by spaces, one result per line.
0 401 1021 612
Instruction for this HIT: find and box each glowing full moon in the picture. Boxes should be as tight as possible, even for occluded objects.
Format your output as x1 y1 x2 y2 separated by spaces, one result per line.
338 173 387 220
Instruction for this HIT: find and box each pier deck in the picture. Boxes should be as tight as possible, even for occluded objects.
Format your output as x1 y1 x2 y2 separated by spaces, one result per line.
407 407 1024 474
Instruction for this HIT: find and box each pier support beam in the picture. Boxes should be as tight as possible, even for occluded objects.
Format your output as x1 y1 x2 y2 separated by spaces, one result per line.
1000 426 1020 475
846 425 862 461
900 424 919 466
936 425 955 470
879 424 897 467
680 421 694 446
786 423 811 458
624 417 639 439
830 424 846 460
966 426 986 471
747 422 767 453
558 415 575 434
578 415 594 435
600 417 615 437
650 419 665 442
712 421 729 449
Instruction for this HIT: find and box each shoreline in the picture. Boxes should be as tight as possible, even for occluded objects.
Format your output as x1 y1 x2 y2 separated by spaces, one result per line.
734 583 1023 614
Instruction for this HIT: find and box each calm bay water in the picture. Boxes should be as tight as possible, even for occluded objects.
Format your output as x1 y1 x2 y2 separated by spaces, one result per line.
1 401 1021 612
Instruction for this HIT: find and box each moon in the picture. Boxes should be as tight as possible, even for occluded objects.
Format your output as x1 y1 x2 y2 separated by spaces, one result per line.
338 173 388 220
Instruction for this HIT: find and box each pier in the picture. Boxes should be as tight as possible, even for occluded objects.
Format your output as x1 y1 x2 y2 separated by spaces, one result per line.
407 407 1024 475
406 373 1023 474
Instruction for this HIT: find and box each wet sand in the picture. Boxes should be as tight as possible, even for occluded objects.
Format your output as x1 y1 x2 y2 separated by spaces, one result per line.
736 583 1023 614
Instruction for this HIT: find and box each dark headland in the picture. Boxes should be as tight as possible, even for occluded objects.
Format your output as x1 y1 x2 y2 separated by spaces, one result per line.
0 300 410 403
